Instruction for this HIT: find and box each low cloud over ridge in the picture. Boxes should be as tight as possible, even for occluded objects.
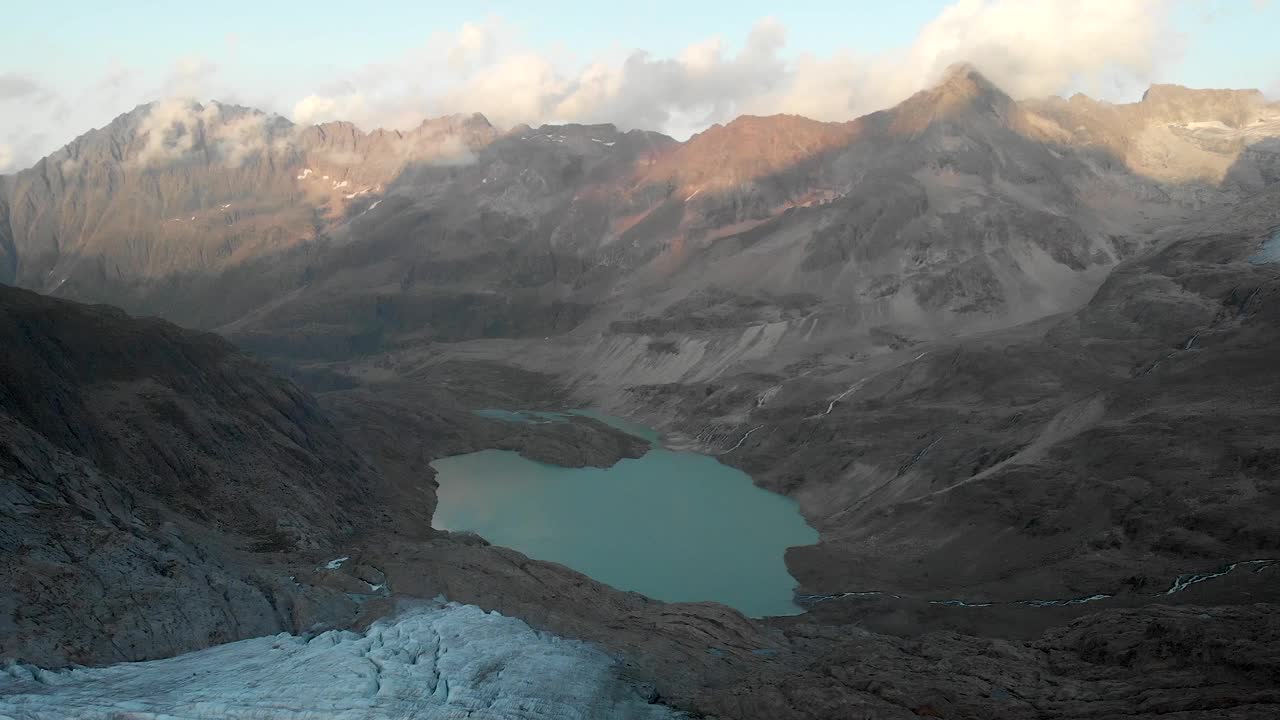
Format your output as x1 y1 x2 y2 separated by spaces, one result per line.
0 0 1191 172
291 0 1180 137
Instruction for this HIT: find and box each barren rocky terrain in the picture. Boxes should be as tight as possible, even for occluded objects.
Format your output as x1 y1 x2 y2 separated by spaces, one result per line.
2 65 1280 718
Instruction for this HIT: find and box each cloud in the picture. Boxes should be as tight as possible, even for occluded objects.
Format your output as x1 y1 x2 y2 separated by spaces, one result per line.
0 0 1186 173
751 0 1179 121
0 73 48 102
133 99 214 166
0 55 221 173
286 0 1178 138
448 18 503 70
896 0 1177 102
131 99 289 168
419 135 477 167
293 93 368 126
158 56 222 100
0 73 64 171
291 17 791 133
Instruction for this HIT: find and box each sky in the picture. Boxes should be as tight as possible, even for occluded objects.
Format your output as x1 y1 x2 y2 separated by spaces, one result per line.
1 0 1278 173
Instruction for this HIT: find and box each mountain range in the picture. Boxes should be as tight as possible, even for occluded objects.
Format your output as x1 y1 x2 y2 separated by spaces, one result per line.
3 63 1280 718
3 64 1276 354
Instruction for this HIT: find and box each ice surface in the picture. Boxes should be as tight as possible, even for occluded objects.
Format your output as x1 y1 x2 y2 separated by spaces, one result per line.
1248 229 1280 264
323 556 350 570
0 602 682 719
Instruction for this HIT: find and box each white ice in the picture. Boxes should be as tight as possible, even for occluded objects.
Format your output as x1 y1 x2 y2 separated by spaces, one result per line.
0 602 681 720
323 556 350 570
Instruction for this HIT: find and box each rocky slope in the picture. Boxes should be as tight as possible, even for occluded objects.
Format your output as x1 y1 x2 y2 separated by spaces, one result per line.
3 63 1280 719
0 103 500 328
233 69 1280 399
593 182 1280 622
0 285 642 668
4 66 1277 369
1025 84 1280 192
0 283 398 665
0 258 1277 719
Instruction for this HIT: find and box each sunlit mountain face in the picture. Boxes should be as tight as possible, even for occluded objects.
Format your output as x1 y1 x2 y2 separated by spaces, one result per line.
4 4 1280 718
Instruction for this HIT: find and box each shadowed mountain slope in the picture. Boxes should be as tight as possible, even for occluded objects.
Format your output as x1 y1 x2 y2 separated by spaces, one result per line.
0 285 411 665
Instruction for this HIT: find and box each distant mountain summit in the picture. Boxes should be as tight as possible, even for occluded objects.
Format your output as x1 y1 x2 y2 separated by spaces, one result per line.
0 67 1277 364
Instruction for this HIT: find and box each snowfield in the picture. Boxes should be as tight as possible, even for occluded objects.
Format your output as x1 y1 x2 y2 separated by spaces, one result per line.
0 602 681 719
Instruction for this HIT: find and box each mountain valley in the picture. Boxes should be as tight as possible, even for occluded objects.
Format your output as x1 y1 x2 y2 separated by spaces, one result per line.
2 62 1280 718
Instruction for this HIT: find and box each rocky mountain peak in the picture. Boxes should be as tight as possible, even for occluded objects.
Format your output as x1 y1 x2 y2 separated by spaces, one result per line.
643 113 859 191
414 112 495 135
933 62 1006 101
888 62 1016 135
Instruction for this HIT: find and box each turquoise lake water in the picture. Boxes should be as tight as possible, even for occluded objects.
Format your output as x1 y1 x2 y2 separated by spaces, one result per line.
432 413 818 617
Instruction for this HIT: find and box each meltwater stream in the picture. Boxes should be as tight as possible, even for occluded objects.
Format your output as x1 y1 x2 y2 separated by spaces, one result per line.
433 410 818 617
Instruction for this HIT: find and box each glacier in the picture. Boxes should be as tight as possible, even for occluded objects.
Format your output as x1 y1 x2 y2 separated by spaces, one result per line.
0 602 682 720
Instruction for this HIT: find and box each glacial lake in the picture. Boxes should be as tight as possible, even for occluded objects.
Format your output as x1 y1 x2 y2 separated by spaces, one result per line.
432 411 818 617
